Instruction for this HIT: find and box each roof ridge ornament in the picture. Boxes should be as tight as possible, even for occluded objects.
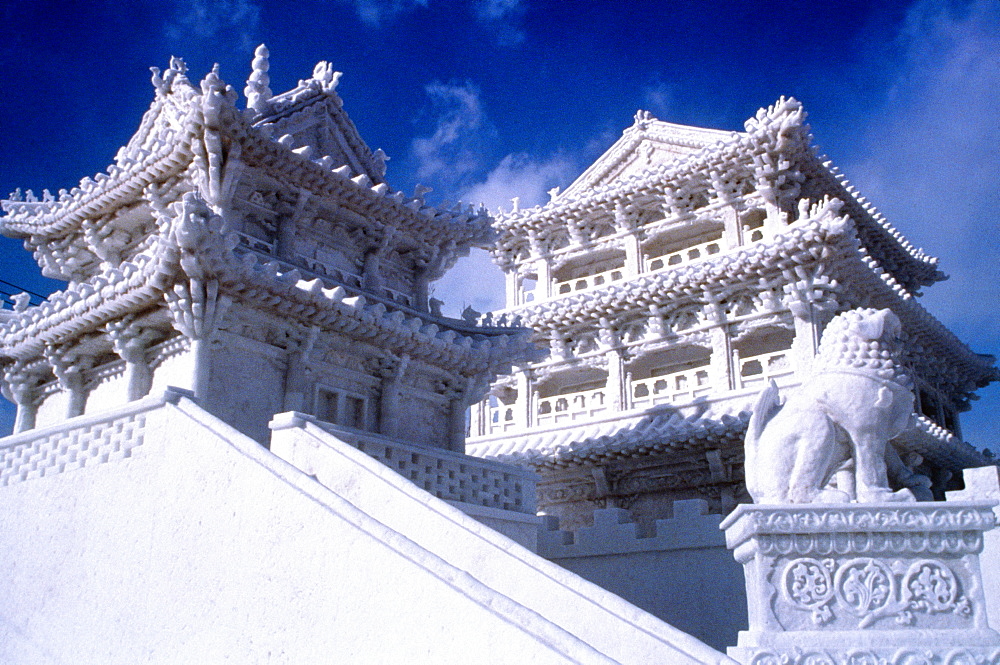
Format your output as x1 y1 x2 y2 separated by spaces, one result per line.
311 60 342 92
633 109 655 129
244 44 273 116
150 56 189 97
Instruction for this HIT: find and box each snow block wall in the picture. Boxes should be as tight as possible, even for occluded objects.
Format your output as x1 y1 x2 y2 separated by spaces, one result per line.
0 389 733 665
948 466 1000 631
538 501 748 651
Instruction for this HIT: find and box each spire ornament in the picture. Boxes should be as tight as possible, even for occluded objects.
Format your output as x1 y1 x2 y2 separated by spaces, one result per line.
244 44 272 115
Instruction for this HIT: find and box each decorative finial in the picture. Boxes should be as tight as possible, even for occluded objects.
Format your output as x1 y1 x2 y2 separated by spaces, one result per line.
201 63 225 95
633 109 654 129
245 44 272 114
311 61 342 91
373 148 389 177
11 293 31 312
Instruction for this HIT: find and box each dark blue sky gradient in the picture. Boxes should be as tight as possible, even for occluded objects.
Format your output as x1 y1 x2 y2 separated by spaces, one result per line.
1 0 997 449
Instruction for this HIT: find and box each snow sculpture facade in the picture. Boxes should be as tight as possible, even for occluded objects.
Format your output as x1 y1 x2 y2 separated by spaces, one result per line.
0 50 533 452
745 307 921 505
468 100 998 530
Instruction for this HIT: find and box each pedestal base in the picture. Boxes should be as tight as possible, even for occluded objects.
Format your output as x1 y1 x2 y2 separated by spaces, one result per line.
722 502 1000 665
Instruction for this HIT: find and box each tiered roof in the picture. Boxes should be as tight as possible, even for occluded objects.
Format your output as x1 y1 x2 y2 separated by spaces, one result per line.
2 56 490 284
493 99 944 294
0 53 530 377
472 98 997 473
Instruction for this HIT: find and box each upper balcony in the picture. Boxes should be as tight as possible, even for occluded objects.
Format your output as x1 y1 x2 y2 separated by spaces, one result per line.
506 208 774 310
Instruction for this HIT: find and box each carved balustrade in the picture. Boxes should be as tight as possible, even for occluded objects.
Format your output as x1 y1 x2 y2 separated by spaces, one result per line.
645 236 722 273
487 401 517 435
630 365 712 410
737 349 793 390
536 387 609 426
553 266 625 297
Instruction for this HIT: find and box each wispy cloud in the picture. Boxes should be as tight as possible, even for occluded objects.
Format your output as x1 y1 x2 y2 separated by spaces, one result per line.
462 152 577 213
336 0 429 27
411 81 492 193
846 0 1000 446
847 0 1000 338
474 0 527 46
641 80 676 118
165 0 261 50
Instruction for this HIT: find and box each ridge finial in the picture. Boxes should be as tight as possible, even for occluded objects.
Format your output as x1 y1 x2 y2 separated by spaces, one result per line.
245 44 272 114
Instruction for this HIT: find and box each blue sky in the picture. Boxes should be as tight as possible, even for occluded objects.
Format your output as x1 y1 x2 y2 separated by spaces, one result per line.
1 0 997 449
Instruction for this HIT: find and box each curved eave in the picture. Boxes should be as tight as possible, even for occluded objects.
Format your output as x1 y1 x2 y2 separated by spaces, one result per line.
0 144 193 240
1 87 493 252
508 214 855 330
0 241 531 375
228 118 494 249
470 407 989 475
494 120 941 296
468 411 750 471
800 152 944 290
829 246 999 390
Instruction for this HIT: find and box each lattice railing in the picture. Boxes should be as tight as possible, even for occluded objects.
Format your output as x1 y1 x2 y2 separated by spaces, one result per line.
314 422 535 513
0 411 146 486
554 266 625 296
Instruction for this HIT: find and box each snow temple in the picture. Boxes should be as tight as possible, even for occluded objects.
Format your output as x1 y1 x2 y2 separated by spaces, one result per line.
2 49 1000 664
468 102 999 530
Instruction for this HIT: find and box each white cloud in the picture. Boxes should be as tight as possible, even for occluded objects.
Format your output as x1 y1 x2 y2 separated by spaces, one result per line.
410 81 491 192
462 152 577 213
165 0 261 49
429 248 506 318
847 0 1000 337
845 0 1000 446
641 80 675 118
427 152 577 317
474 0 527 46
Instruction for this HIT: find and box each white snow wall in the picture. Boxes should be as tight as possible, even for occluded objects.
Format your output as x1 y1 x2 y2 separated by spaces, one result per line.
0 389 733 665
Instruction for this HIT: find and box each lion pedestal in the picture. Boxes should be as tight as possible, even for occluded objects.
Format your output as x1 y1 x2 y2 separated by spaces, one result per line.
721 502 1000 665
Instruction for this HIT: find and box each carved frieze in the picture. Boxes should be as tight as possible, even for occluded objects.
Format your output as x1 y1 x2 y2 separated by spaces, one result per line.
723 501 1000 664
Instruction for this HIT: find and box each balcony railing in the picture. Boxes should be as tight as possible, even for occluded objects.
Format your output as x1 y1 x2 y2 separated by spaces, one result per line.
488 403 517 435
646 237 722 272
738 350 793 389
554 266 625 296
536 387 609 426
630 366 712 410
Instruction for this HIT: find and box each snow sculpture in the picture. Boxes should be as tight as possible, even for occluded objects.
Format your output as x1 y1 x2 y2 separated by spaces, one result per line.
468 97 996 531
744 308 918 504
244 44 272 115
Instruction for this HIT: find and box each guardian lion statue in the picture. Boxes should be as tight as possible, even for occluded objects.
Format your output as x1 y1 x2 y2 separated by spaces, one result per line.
744 308 927 504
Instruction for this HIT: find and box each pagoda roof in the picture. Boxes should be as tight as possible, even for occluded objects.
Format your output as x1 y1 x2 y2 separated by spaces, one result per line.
492 203 996 404
493 99 944 295
0 193 530 377
560 111 733 199
1 56 491 282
